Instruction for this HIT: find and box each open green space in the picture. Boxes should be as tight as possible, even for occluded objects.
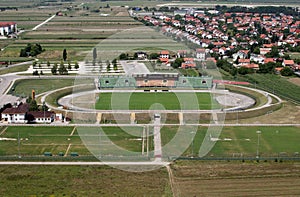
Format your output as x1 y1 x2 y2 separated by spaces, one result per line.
96 92 218 110
10 78 75 97
243 74 300 104
0 165 171 196
0 126 84 156
0 126 151 157
161 126 300 158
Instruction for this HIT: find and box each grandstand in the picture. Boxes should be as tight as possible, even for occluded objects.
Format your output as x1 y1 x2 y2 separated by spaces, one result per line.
98 74 213 89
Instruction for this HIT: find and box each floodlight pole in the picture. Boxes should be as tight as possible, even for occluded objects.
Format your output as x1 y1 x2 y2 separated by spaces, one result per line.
256 130 261 159
43 101 45 124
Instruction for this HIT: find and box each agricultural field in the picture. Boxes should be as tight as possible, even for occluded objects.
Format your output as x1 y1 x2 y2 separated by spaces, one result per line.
0 4 144 61
0 165 171 196
96 92 218 110
161 126 300 158
171 161 300 197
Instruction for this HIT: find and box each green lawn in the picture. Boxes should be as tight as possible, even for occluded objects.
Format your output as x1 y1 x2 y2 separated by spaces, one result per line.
0 126 82 156
0 126 151 158
10 78 75 97
160 126 300 158
96 92 218 110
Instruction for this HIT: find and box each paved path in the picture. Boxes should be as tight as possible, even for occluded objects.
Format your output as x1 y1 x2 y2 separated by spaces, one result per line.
32 14 56 31
120 60 150 75
0 161 169 166
153 114 162 161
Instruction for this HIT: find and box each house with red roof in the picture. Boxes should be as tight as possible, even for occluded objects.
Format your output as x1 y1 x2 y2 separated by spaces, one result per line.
159 50 170 63
282 59 295 67
0 22 17 36
181 58 196 69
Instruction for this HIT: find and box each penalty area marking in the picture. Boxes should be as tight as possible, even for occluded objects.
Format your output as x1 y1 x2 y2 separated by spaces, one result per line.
0 127 8 136
65 144 72 157
70 127 76 136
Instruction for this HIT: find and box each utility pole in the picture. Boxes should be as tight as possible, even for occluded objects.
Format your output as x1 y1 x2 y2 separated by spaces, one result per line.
256 130 261 159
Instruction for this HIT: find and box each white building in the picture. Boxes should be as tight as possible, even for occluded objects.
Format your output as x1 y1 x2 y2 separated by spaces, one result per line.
0 22 17 36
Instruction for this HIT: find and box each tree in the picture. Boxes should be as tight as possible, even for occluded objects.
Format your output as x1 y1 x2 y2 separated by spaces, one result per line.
280 66 294 76
68 62 72 70
119 53 128 60
171 58 183 68
47 61 50 67
93 47 97 61
74 61 79 69
106 60 111 71
238 67 254 75
51 63 58 75
32 70 39 75
258 62 276 74
59 61 68 75
20 49 27 57
63 49 67 61
29 100 38 111
149 53 159 59
253 47 260 54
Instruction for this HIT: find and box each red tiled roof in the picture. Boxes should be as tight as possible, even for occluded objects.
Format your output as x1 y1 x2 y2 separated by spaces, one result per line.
27 111 54 118
243 63 259 69
238 59 250 63
0 22 16 27
284 60 294 65
160 50 169 55
2 103 29 114
159 58 169 63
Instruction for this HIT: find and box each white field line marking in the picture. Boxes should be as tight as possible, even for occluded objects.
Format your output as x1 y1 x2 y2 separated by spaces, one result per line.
70 127 76 136
64 144 72 157
142 128 145 155
0 127 8 136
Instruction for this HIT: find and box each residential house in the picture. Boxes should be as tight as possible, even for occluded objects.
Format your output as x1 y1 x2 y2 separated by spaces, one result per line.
159 50 170 63
181 58 196 69
238 59 251 66
243 63 259 70
26 111 55 123
0 22 17 36
1 103 28 123
195 48 206 61
282 59 294 67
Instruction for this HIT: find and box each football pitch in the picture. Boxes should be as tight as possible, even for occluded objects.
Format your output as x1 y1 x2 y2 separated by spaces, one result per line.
161 126 300 158
0 126 151 157
95 92 218 110
0 126 299 159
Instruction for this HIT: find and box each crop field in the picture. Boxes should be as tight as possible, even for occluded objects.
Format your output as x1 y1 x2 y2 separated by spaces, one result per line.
96 92 218 110
161 126 300 158
171 161 300 197
0 165 171 196
0 126 151 157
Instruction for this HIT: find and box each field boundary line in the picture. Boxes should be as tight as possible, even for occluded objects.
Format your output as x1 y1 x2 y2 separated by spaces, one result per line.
70 127 76 136
65 144 72 157
0 127 8 136
166 165 178 197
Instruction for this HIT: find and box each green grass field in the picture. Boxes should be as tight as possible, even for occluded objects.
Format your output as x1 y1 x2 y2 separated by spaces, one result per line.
10 78 75 97
1 124 299 159
0 126 151 158
161 126 300 158
96 92 218 110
